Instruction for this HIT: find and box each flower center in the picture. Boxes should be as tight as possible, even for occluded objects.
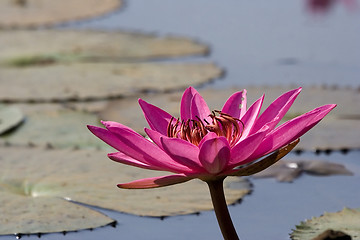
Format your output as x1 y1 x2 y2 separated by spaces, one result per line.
167 110 244 147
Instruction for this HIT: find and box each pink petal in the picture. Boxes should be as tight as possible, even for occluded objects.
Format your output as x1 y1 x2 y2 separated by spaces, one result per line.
222 90 247 119
198 133 231 174
101 120 142 136
108 152 163 171
160 137 205 172
289 104 337 140
117 174 193 189
180 87 198 121
88 125 128 151
249 104 335 160
250 88 302 135
144 128 164 149
240 95 264 140
191 93 211 122
138 99 173 135
89 124 191 173
229 127 268 166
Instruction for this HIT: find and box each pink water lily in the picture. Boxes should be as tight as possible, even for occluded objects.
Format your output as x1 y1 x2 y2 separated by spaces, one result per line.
88 86 335 240
88 87 336 189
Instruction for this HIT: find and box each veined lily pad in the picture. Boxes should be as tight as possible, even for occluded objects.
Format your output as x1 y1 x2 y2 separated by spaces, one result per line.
0 147 251 235
99 86 360 151
0 0 122 28
0 62 222 102
291 208 360 240
0 105 24 135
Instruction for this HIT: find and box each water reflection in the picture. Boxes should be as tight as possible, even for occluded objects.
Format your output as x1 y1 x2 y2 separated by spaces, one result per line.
306 0 357 14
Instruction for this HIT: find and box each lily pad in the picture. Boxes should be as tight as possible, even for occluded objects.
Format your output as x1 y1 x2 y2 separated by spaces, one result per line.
253 159 353 182
0 30 208 64
0 30 220 102
291 208 360 240
0 0 122 29
0 147 251 235
0 62 222 102
0 192 115 235
0 105 104 149
0 105 24 135
99 86 360 151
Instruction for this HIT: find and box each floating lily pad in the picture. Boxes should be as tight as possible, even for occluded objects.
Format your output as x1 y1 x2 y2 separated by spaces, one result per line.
291 208 360 240
0 192 115 235
0 105 24 135
0 30 219 102
0 105 104 149
253 159 353 182
0 62 222 102
0 147 251 235
0 30 208 64
0 0 122 29
99 86 360 151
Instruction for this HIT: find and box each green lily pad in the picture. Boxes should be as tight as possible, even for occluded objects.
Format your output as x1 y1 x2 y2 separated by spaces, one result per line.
0 62 222 102
99 86 360 151
0 105 104 149
0 0 122 29
0 105 24 135
0 192 115 235
0 30 220 102
0 147 251 235
0 30 208 64
291 208 360 240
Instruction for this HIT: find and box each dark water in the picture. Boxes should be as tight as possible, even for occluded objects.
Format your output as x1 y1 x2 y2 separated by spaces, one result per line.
2 1 359 239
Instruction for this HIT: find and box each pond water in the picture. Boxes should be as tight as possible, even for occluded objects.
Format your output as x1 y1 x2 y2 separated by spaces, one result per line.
2 1 359 239
66 0 360 89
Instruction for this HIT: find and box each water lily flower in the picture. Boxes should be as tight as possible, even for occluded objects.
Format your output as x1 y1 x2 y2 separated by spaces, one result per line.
88 87 335 240
88 87 335 188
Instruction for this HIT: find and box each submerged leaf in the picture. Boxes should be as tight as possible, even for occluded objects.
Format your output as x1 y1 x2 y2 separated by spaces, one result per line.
0 147 251 235
291 208 360 240
0 105 24 135
0 0 122 28
302 160 354 176
253 159 353 182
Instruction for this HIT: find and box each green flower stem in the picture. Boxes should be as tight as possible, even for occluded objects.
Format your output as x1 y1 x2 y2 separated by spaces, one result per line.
207 178 240 240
